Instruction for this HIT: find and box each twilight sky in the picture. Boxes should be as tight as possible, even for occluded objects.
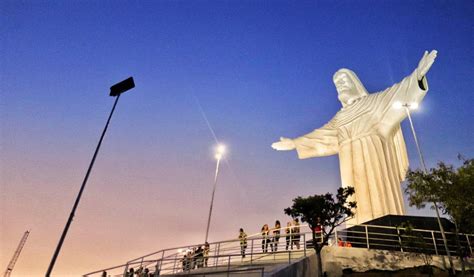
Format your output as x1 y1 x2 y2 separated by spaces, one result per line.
1 1 473 275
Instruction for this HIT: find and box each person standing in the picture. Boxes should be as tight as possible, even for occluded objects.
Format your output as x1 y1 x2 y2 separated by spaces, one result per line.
238 228 247 258
181 255 187 272
337 237 345 247
195 246 204 268
285 221 292 250
203 242 210 267
292 218 300 250
261 224 270 253
185 251 192 271
314 217 322 244
190 247 197 269
272 220 281 252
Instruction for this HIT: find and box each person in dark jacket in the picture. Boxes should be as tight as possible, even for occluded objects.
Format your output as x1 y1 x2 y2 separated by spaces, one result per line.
272 220 281 252
292 218 300 250
261 224 270 253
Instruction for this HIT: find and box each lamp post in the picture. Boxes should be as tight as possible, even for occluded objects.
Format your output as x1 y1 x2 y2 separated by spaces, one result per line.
46 77 135 276
204 144 226 243
394 101 454 272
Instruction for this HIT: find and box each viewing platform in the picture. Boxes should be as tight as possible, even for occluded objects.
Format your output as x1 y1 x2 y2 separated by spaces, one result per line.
84 221 473 277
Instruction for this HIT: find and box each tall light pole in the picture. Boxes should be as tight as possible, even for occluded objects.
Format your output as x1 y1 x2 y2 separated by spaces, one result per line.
394 101 454 272
204 144 226 243
46 77 135 276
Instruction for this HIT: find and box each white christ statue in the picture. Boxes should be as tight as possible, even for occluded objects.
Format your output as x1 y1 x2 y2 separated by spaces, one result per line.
272 50 437 225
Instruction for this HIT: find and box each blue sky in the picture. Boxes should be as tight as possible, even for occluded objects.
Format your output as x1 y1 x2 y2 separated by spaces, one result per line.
1 1 472 275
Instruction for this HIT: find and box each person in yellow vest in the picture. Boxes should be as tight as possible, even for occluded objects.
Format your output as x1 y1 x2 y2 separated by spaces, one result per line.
238 228 247 258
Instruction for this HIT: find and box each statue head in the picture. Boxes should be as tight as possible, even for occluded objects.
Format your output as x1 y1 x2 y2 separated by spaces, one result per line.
333 68 368 107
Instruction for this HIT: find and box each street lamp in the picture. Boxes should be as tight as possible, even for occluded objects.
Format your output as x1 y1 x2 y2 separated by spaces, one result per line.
204 144 226 243
394 102 425 170
46 77 135 276
393 101 454 271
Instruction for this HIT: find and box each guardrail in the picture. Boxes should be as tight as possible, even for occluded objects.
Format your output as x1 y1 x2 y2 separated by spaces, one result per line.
335 224 473 257
84 224 473 276
84 226 309 277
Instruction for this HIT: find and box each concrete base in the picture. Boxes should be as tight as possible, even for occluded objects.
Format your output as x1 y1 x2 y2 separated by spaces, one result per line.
320 246 473 277
269 254 317 277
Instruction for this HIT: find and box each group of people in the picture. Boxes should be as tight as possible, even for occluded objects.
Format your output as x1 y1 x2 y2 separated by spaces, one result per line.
124 266 159 277
180 242 210 271
238 218 302 258
337 237 352 247
119 217 357 276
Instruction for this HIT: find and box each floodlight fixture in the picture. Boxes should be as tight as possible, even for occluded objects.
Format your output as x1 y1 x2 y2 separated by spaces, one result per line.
110 77 135 96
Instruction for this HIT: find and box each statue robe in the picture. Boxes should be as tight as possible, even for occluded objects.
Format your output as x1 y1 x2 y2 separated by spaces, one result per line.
293 70 428 225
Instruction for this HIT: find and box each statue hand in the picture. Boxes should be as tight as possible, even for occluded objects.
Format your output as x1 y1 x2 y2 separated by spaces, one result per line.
417 50 437 80
272 137 296 151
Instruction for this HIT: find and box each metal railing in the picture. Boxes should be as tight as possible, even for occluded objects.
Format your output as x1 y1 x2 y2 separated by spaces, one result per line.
84 224 473 276
334 224 473 257
84 226 310 276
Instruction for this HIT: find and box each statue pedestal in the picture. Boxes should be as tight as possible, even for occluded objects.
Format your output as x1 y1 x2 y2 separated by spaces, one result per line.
357 214 454 231
343 215 459 255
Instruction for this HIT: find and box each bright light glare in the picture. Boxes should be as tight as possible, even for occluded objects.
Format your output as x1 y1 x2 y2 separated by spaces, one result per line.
393 101 403 109
409 102 419 110
214 144 226 160
216 144 226 154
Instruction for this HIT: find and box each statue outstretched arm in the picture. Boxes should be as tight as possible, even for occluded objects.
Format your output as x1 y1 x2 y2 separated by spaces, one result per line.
379 50 437 127
272 122 338 159
416 50 437 81
272 137 296 151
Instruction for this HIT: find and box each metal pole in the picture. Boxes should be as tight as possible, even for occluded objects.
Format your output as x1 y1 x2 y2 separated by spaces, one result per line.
205 157 221 243
397 228 403 252
46 94 121 276
432 231 439 255
466 235 472 255
215 243 221 267
303 233 306 257
123 262 129 277
250 239 254 265
404 106 427 171
159 251 164 272
403 105 455 273
365 225 370 249
172 254 177 273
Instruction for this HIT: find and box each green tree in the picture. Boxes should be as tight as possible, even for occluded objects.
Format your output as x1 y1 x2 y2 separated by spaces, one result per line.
398 222 433 276
405 157 474 233
284 187 356 277
405 157 473 275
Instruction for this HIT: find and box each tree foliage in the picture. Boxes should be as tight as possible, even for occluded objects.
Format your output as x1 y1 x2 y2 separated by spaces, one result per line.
284 186 356 250
398 222 433 271
405 157 474 233
284 186 356 277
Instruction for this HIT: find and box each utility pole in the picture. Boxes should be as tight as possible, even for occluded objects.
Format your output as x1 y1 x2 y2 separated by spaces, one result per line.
46 77 135 276
3 230 30 277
